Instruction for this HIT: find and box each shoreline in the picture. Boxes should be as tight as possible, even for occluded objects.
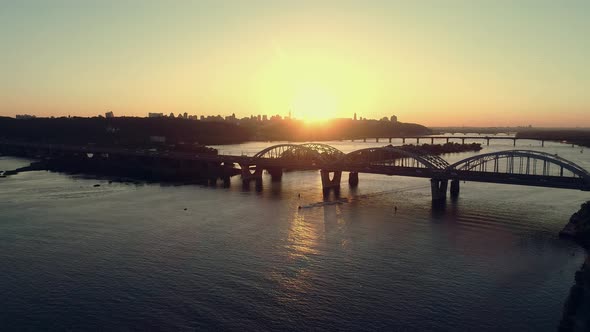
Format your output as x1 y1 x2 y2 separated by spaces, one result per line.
559 202 590 331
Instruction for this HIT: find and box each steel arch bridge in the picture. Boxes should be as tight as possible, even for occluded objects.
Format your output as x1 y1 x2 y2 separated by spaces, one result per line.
446 150 590 190
447 150 590 179
333 145 450 169
252 143 344 164
248 143 590 194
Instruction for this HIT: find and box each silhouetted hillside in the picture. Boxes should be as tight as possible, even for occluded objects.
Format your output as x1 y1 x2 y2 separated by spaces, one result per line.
0 117 250 146
0 116 431 146
516 129 590 147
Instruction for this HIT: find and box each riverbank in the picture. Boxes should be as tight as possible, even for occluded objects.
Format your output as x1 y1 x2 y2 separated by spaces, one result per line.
3 157 241 184
516 130 590 148
559 202 590 331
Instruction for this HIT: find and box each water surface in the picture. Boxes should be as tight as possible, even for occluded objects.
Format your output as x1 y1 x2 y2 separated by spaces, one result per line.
0 138 588 331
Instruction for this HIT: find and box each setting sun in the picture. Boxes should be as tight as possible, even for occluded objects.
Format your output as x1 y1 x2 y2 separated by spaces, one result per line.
291 86 338 122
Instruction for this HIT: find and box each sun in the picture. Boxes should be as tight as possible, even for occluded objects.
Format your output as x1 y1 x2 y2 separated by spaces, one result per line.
291 87 338 123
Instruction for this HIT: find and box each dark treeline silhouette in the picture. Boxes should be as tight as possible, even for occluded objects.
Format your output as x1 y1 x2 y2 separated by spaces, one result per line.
255 118 430 141
401 142 482 155
0 116 431 147
516 129 590 147
0 117 249 147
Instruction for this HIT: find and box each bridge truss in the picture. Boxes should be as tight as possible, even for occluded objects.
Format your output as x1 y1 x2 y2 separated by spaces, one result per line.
447 150 590 180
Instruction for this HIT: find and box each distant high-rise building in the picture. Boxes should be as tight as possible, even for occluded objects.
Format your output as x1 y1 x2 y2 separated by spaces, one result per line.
148 112 164 118
354 113 357 121
105 111 114 118
390 115 398 123
169 112 175 118
183 112 188 119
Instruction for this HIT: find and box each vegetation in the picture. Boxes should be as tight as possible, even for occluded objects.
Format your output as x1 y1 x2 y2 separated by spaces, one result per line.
516 129 590 148
0 116 432 147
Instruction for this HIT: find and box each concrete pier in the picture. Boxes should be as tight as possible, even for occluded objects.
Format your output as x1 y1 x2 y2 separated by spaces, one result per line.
321 170 342 191
450 179 460 198
430 178 448 201
348 172 359 187
267 167 283 182
240 163 263 184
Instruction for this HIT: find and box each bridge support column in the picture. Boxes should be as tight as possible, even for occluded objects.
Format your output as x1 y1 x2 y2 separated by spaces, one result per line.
348 172 359 187
541 140 545 147
450 179 460 198
446 138 449 143
513 139 516 147
430 178 448 202
363 138 366 142
486 138 490 146
417 138 420 144
376 138 379 143
267 167 283 182
222 176 231 187
239 163 263 184
431 137 434 144
389 138 392 143
461 138 465 144
402 138 406 144
321 170 342 192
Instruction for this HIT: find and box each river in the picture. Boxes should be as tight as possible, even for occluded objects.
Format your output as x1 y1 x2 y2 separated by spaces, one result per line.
0 136 588 331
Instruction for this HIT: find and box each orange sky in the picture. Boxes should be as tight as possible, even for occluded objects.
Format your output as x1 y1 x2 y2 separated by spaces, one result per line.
1 1 589 127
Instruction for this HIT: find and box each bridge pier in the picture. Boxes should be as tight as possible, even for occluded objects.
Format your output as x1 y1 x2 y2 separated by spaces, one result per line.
348 172 359 187
541 140 545 147
266 167 283 182
450 179 460 198
417 138 420 144
222 176 231 187
486 138 490 146
376 138 379 143
461 138 465 144
321 170 342 192
513 138 516 147
389 138 392 143
208 176 219 186
363 138 366 142
430 178 448 202
239 163 263 184
431 137 434 144
402 138 406 144
446 138 449 143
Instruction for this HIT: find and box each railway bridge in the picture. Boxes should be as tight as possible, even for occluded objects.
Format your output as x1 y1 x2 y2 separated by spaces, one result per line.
1 140 589 202
241 143 590 201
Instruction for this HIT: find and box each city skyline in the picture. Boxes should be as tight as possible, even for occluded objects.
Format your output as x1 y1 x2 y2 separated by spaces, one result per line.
1 1 589 127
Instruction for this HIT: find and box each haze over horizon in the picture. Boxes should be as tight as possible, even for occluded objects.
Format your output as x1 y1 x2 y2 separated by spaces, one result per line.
1 1 588 127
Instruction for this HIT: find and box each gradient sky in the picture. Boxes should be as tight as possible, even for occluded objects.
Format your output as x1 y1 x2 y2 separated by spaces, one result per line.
1 0 589 126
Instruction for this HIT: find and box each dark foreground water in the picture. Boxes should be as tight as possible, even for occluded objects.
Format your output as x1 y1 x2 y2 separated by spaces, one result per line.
1 138 589 331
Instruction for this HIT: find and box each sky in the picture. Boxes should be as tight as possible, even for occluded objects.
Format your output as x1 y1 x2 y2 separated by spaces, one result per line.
1 0 589 127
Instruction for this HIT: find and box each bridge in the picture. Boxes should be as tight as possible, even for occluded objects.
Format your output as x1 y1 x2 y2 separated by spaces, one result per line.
349 135 564 147
1 140 589 202
245 143 590 201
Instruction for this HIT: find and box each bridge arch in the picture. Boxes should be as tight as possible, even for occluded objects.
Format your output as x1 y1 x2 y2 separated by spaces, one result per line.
447 150 590 180
299 143 344 161
253 143 344 163
335 146 450 169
